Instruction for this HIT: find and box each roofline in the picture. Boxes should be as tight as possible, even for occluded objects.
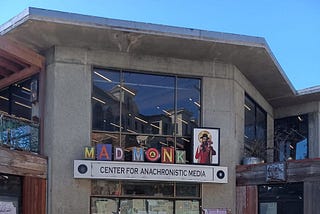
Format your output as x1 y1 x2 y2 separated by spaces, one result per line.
297 86 320 95
1 7 300 95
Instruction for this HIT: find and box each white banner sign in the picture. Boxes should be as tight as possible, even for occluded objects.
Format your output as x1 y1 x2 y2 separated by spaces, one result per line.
74 160 228 183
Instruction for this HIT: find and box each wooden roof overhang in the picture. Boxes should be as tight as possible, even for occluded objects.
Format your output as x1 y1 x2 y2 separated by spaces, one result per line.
0 36 45 89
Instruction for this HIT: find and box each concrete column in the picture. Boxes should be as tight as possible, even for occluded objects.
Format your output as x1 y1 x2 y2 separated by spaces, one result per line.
266 114 274 163
44 47 91 214
308 110 320 158
201 64 238 212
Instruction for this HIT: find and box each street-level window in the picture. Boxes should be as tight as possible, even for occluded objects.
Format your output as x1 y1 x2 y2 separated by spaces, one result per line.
244 94 267 160
274 115 308 161
91 180 200 214
92 68 201 164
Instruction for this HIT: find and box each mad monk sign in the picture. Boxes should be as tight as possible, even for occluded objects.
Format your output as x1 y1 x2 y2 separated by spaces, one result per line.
74 142 228 183
83 144 187 163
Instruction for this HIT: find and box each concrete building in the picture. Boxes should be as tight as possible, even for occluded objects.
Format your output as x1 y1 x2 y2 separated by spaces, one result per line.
1 7 320 214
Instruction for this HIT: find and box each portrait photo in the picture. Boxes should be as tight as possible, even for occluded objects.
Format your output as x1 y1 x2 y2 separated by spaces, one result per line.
193 127 220 165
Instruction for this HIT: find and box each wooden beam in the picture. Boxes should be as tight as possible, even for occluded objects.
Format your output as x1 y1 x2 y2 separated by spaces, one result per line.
0 147 47 178
0 49 29 68
236 158 320 186
0 56 22 72
0 65 39 89
0 37 45 69
0 67 12 77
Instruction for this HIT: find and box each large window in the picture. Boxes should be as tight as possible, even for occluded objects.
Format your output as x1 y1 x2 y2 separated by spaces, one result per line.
0 76 38 120
0 76 40 153
91 180 200 214
274 115 308 161
244 95 267 160
92 68 201 163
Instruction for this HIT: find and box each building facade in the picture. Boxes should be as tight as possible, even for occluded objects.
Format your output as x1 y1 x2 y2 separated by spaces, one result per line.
1 7 320 214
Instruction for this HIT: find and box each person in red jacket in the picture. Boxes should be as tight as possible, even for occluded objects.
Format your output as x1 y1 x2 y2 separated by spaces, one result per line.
195 133 216 164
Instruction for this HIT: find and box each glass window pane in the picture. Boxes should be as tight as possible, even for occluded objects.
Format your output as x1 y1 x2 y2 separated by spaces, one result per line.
274 115 308 161
91 197 119 214
92 69 121 131
120 199 174 214
256 107 266 143
122 134 174 162
176 137 192 164
175 200 200 214
0 88 9 114
122 182 174 197
176 183 200 197
91 180 121 196
123 72 175 135
244 95 267 160
176 78 201 136
11 79 32 120
244 96 255 142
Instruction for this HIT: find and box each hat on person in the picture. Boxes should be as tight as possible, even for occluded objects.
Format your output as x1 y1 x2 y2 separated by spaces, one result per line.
200 133 208 139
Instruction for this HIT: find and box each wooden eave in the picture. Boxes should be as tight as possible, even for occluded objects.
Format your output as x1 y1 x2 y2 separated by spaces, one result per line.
236 158 320 186
0 36 45 89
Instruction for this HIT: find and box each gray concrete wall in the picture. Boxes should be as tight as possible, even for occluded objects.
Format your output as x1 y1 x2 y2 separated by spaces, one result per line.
44 46 272 213
44 47 91 214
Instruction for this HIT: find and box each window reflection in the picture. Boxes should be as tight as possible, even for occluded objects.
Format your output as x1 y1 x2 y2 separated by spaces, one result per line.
176 77 201 136
123 72 175 135
92 68 201 164
244 95 267 159
122 182 174 197
0 77 36 120
120 199 174 214
274 115 308 161
92 69 120 131
92 69 201 135
175 200 200 214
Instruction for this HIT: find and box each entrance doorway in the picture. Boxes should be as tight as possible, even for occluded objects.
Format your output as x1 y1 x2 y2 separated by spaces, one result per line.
258 183 303 214
0 174 22 214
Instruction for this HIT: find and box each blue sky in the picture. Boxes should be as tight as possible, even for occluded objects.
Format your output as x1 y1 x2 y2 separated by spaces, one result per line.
1 0 319 90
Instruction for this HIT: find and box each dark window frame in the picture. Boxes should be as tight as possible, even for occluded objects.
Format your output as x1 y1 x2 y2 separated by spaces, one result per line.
244 94 267 160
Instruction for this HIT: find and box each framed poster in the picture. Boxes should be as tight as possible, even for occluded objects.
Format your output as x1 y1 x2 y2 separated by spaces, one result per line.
193 128 220 165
